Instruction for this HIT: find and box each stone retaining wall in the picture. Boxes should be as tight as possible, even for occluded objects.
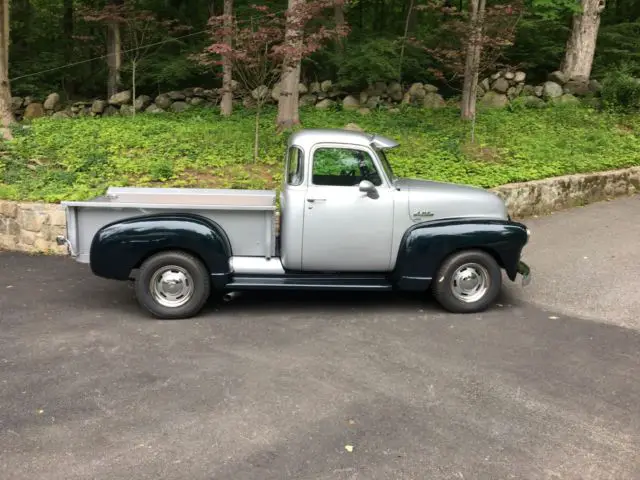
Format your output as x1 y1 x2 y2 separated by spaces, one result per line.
492 166 640 218
1 166 638 254
0 201 67 254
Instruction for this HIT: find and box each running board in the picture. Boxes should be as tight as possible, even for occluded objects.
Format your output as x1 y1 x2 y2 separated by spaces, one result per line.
226 274 393 291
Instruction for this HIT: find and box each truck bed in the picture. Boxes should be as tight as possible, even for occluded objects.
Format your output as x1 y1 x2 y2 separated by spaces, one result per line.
61 187 278 263
72 186 277 209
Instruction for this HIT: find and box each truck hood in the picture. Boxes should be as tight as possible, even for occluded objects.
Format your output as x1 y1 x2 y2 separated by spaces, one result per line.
394 178 509 221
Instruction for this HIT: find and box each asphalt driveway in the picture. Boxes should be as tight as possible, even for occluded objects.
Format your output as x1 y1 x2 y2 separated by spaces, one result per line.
1 196 639 480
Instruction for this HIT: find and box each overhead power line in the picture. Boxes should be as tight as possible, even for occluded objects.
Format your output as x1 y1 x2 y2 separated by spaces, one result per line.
10 7 292 82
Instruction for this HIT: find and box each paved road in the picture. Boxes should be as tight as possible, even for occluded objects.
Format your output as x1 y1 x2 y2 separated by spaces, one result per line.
1 197 639 480
505 194 640 330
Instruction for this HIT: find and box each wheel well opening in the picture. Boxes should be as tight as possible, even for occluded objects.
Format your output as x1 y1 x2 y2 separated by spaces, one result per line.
130 247 212 278
445 246 505 270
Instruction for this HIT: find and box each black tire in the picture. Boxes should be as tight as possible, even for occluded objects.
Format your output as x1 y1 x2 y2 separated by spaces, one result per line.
134 250 211 319
432 249 502 314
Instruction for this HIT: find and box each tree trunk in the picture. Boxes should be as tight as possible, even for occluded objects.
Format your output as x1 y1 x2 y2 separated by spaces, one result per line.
0 0 14 140
63 0 74 95
561 0 606 80
334 0 345 51
106 22 122 98
276 0 304 131
254 101 261 162
460 0 486 124
131 60 137 117
106 0 122 99
398 0 415 82
220 0 233 116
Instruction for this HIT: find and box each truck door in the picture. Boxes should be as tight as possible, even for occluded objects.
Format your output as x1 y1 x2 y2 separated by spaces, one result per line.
301 144 395 272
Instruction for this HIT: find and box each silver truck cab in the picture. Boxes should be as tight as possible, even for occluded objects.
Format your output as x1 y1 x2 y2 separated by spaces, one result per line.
58 128 531 320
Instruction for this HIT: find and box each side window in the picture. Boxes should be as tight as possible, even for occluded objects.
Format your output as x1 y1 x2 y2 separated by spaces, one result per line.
312 147 382 187
286 146 303 186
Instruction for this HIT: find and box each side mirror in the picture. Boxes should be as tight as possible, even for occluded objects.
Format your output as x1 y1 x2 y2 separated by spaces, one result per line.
358 179 379 199
358 180 376 193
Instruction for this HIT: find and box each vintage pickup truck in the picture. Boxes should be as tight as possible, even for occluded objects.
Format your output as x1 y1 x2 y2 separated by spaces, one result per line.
57 128 531 319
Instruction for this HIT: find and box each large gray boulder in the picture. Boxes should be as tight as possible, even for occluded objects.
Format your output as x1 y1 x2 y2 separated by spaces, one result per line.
145 104 165 114
521 96 546 108
548 71 567 85
103 105 119 116
155 94 172 109
23 103 45 119
542 81 563 99
299 94 317 107
271 84 281 102
169 101 189 112
365 95 381 109
44 93 60 110
251 85 269 101
109 90 132 106
134 95 152 111
342 95 360 110
479 91 509 109
167 90 186 101
553 93 580 105
91 100 106 114
422 92 446 109
388 82 404 101
563 77 590 96
408 83 426 99
11 97 23 111
119 104 135 116
315 98 335 109
514 71 526 83
492 78 510 94
52 110 71 119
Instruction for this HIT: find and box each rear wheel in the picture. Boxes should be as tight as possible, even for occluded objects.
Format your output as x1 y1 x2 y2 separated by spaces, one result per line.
134 251 211 319
432 249 502 314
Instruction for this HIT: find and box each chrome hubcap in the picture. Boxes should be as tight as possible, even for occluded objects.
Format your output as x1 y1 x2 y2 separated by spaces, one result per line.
451 263 490 303
150 265 194 308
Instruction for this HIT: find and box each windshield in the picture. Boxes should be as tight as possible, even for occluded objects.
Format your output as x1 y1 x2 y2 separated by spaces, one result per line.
375 148 396 183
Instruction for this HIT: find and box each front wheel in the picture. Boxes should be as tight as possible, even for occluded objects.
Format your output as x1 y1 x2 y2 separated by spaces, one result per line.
432 250 502 314
134 251 211 319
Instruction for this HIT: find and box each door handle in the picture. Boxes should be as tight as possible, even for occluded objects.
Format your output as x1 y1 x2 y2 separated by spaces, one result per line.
306 197 326 203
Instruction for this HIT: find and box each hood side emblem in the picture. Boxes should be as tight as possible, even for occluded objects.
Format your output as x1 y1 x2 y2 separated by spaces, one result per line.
412 209 434 219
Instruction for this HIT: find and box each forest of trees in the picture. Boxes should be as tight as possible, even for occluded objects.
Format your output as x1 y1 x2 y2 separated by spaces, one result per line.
1 0 640 137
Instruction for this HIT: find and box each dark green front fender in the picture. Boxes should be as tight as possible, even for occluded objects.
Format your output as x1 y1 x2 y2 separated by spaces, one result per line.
89 213 232 287
391 218 529 291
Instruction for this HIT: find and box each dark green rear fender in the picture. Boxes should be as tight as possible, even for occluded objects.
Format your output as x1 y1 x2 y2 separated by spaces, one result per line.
391 218 529 291
89 213 232 287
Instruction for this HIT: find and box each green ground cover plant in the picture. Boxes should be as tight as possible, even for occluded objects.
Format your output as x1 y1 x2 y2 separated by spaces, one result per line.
1 103 639 203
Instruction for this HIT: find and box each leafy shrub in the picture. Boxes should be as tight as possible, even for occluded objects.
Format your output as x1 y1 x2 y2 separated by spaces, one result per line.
600 67 640 112
594 21 640 79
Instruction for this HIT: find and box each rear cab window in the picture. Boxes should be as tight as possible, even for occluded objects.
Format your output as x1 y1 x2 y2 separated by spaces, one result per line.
286 146 304 186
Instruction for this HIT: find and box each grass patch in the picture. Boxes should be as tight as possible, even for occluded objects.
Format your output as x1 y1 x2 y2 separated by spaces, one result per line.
1 103 639 203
